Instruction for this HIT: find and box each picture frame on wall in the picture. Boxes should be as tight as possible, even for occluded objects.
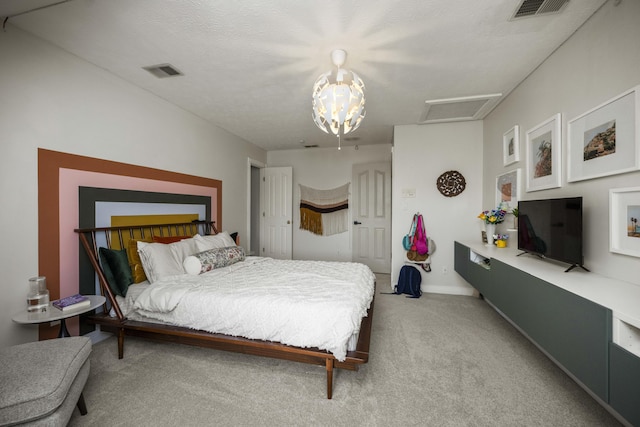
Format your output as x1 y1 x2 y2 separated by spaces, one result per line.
495 168 520 211
503 125 520 166
610 186 640 258
525 113 562 192
567 85 640 182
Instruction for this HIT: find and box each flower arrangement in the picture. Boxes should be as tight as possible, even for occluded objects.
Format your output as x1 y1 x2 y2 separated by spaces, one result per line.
477 207 507 224
495 233 509 248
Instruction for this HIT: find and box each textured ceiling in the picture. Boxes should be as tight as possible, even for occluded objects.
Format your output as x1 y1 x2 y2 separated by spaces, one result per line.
2 0 607 151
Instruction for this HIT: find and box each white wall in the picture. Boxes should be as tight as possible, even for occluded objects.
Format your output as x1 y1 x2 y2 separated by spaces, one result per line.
393 121 483 295
0 26 266 346
483 0 640 285
267 144 392 262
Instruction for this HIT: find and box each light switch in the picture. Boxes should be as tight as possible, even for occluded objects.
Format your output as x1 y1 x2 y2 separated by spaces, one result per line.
401 188 416 198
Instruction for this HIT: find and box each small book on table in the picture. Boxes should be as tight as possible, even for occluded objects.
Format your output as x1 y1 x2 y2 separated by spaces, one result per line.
53 294 90 311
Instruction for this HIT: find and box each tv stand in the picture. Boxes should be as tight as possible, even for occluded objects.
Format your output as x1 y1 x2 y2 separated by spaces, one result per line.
565 264 590 273
455 241 640 426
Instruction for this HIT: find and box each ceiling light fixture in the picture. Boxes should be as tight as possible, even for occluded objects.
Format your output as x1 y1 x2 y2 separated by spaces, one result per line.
312 49 366 150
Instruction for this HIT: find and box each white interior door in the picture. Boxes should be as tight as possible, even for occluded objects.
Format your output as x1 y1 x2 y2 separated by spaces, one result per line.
260 166 292 259
352 162 391 273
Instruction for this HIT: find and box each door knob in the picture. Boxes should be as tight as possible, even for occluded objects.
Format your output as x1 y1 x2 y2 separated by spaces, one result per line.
353 221 362 225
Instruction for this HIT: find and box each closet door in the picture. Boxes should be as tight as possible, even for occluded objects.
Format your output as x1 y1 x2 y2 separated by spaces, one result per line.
352 162 391 273
261 167 292 259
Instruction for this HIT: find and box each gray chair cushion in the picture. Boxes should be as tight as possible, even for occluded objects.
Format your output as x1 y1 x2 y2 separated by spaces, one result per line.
0 337 92 425
20 360 90 427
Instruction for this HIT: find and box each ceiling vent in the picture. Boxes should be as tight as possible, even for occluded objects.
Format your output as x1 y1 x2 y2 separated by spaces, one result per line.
143 64 183 78
418 93 502 124
511 0 569 19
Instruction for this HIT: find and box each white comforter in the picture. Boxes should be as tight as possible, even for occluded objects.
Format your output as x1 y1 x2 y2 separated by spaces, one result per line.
133 257 375 361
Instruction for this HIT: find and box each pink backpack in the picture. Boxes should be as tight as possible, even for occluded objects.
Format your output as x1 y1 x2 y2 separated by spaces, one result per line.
414 214 428 255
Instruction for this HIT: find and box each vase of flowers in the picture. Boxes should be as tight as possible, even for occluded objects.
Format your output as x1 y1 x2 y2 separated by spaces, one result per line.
478 207 507 245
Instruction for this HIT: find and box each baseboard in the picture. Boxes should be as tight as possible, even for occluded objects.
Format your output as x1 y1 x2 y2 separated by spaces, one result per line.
422 284 476 296
85 326 112 345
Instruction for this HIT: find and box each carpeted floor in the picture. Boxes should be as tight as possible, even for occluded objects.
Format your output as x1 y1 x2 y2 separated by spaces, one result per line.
69 274 621 426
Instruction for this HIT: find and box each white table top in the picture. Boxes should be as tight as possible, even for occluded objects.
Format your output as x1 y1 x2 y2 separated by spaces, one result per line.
12 295 106 324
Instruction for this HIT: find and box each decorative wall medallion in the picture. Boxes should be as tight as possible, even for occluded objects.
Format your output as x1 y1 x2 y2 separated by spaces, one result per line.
436 170 466 197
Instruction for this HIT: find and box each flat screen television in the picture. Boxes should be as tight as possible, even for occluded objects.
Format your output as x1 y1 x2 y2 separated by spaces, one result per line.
517 197 587 272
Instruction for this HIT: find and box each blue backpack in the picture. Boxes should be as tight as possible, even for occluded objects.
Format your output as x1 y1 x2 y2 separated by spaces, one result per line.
391 265 422 298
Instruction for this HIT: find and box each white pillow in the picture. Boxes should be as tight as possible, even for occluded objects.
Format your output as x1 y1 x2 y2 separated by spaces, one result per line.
169 238 199 264
194 232 236 252
137 238 199 283
183 256 203 276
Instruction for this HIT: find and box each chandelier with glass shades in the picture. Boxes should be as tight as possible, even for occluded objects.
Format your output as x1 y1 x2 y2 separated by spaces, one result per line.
311 49 366 150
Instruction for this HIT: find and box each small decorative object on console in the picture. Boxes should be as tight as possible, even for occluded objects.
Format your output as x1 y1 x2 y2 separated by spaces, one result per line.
53 294 90 312
496 234 509 248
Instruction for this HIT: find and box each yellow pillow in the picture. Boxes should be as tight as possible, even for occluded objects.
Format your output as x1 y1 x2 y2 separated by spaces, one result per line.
127 239 151 283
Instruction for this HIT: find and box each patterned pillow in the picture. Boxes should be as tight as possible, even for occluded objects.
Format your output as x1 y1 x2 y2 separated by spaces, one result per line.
183 246 245 275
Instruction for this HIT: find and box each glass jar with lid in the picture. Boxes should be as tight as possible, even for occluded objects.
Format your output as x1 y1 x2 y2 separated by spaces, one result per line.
27 276 49 312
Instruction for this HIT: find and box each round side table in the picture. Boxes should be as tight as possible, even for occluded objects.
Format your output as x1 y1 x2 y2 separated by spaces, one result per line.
12 295 106 338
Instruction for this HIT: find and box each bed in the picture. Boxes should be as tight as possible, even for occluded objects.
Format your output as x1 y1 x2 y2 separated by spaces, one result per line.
75 221 375 399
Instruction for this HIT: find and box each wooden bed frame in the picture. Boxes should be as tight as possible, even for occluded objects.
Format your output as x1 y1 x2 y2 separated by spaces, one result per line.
74 221 374 399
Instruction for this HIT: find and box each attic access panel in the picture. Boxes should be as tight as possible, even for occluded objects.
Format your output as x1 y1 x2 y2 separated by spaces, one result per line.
418 94 502 124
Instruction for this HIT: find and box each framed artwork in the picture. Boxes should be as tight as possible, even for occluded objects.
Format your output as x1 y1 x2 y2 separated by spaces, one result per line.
503 125 520 166
567 85 639 182
495 168 520 211
610 186 640 258
525 113 562 192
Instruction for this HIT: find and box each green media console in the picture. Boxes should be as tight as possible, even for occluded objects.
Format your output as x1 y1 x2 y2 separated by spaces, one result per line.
454 241 640 426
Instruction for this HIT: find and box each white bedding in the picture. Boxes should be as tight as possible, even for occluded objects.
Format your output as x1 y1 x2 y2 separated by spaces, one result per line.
131 256 375 361
114 281 149 318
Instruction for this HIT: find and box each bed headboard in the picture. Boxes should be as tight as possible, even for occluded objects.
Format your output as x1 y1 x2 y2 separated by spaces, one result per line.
74 220 217 319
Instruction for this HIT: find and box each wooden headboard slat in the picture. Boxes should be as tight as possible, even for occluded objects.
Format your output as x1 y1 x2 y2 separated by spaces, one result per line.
75 220 215 234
